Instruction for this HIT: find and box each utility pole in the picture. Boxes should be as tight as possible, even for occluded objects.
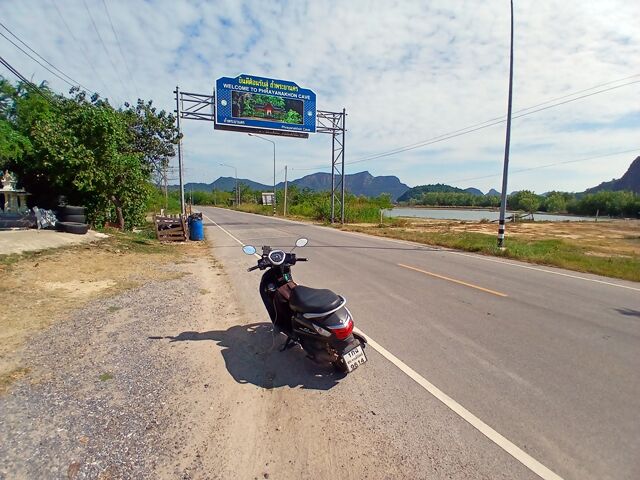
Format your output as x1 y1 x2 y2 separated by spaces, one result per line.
284 165 288 217
162 161 168 210
248 133 276 215
220 163 238 207
174 86 185 216
497 0 514 249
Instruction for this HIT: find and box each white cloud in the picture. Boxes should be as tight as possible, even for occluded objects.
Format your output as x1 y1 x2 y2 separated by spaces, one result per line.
1 0 638 193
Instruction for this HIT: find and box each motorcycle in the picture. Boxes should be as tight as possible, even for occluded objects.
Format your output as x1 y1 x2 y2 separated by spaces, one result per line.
242 238 367 373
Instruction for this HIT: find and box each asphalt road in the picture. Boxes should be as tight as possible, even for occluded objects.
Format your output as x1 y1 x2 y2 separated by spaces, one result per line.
200 206 640 480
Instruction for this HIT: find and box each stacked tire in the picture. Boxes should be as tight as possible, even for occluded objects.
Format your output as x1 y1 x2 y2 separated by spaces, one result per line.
57 205 90 235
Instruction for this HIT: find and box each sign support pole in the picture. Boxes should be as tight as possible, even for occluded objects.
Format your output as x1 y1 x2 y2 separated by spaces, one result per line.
341 108 346 224
174 86 186 216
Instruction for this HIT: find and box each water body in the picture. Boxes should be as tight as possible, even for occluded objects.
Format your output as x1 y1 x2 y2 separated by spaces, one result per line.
385 207 596 222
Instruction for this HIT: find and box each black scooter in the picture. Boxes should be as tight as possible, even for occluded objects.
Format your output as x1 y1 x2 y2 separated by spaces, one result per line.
242 238 367 373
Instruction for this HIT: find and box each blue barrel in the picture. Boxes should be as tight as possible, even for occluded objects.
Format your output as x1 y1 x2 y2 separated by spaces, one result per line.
189 217 204 241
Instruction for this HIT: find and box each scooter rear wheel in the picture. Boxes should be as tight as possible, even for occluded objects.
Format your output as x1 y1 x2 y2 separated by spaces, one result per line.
332 358 349 374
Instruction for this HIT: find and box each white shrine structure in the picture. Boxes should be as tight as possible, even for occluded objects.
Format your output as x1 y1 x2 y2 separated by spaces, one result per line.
1 170 29 214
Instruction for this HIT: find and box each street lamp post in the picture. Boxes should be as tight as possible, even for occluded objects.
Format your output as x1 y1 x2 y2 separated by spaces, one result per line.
248 133 276 215
219 163 238 206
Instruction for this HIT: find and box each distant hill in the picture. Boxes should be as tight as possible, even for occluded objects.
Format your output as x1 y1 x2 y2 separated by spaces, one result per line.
464 187 484 196
486 188 500 196
287 171 409 200
585 156 640 194
179 176 271 193
178 171 410 201
397 183 466 202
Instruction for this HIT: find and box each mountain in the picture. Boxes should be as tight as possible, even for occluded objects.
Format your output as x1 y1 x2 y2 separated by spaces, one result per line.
585 156 640 194
397 183 466 202
486 188 500 196
464 187 484 196
285 171 409 200
178 171 410 201
181 176 271 193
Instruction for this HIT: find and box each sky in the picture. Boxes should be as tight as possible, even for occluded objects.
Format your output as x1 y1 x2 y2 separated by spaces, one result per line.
1 0 639 193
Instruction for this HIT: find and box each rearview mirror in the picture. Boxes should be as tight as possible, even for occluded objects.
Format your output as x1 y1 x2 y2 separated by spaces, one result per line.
242 245 256 255
295 238 308 248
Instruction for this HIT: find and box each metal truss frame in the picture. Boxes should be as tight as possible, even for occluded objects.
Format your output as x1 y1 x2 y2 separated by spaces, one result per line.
174 87 346 222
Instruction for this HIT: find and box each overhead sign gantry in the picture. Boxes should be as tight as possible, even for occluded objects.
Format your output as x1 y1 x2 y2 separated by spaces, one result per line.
174 73 345 222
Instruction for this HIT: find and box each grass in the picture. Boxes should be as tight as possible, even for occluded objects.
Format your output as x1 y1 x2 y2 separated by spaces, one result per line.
99 372 114 382
235 204 273 215
340 225 640 282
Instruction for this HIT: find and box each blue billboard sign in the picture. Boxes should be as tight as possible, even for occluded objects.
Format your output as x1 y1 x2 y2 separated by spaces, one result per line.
215 74 316 135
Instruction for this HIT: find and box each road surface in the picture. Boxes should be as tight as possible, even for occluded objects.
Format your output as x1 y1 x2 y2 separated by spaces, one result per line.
201 206 640 480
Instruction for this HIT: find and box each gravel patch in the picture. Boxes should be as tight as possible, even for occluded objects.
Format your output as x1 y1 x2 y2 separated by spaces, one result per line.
0 265 205 480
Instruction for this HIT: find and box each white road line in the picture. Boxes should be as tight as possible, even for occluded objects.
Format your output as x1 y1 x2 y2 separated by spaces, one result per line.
446 250 640 292
202 207 639 292
202 213 261 259
202 208 565 480
353 327 564 480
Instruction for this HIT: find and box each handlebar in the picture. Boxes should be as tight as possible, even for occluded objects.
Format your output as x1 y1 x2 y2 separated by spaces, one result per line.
246 254 308 273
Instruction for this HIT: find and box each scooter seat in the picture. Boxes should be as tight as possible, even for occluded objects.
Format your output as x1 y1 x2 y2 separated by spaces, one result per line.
289 285 342 314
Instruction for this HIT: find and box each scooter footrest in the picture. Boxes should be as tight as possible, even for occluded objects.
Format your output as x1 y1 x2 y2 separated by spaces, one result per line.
280 337 297 352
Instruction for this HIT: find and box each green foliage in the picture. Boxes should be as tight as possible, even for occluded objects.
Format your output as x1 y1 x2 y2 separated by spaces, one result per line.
0 77 177 229
568 190 639 217
508 190 542 213
0 119 31 169
147 187 181 214
542 191 570 213
398 183 465 202
403 191 500 208
399 186 639 218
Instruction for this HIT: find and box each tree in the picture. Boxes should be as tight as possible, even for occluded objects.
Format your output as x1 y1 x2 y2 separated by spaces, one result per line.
0 119 31 170
121 98 177 183
543 192 568 213
0 76 174 229
509 190 542 213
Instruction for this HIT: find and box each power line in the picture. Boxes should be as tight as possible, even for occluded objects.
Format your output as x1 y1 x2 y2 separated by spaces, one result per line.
345 79 640 166
292 74 640 172
0 29 85 92
50 0 113 100
100 0 139 98
82 0 129 98
0 22 96 94
442 147 640 186
0 54 56 105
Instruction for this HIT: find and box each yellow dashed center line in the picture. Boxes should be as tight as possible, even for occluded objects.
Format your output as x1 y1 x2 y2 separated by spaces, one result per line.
398 263 508 298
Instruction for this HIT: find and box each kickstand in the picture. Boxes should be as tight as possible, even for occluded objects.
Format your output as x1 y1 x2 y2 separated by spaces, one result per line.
280 337 296 352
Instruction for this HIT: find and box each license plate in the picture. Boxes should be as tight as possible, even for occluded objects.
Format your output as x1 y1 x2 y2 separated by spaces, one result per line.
342 345 367 373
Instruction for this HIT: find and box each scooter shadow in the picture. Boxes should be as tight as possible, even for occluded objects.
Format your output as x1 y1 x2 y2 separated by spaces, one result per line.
154 322 345 391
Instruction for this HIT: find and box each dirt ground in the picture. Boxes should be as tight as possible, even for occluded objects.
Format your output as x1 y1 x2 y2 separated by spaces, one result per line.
386 218 640 256
0 235 188 371
0 234 412 479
